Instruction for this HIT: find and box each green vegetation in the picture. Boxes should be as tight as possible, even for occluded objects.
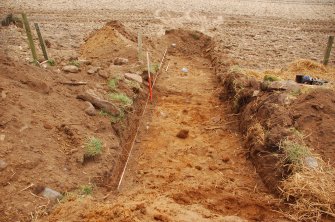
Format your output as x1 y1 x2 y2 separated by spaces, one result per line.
125 79 141 91
108 77 120 91
110 108 125 124
47 58 56 66
109 92 133 106
280 139 311 165
151 63 160 74
99 110 110 116
84 137 103 157
264 75 280 82
61 184 94 202
68 60 80 67
79 185 93 196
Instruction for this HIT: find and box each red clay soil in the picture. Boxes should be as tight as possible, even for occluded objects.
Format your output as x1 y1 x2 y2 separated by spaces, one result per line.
292 89 335 166
0 35 145 221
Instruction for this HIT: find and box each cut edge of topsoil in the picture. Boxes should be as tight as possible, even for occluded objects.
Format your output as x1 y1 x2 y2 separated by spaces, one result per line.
209 39 335 221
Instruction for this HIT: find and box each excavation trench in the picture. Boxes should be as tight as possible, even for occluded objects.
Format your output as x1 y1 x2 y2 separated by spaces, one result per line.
39 28 290 221
107 42 284 220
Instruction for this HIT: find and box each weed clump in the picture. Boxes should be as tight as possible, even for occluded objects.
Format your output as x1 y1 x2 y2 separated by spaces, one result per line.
264 75 280 82
109 92 133 106
68 60 80 67
79 185 93 196
280 139 311 167
84 137 103 158
108 77 120 91
110 108 125 124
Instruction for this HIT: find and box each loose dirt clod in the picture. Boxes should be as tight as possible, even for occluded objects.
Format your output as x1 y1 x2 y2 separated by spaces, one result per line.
176 129 189 139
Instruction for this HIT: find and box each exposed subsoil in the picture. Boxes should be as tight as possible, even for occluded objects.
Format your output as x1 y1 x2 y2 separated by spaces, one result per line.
43 29 290 222
1 1 335 221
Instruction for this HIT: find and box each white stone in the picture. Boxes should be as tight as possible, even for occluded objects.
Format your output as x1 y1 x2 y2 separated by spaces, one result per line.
124 73 143 84
41 187 63 201
62 65 79 73
0 159 7 171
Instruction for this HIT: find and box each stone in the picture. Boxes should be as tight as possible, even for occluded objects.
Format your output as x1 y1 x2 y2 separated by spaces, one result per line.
41 187 63 201
1 90 7 99
124 73 143 84
62 65 79 73
78 59 91 65
222 216 248 222
176 129 189 139
0 134 5 141
221 155 230 163
0 159 7 171
265 80 301 92
87 66 100 75
304 156 318 169
114 57 128 65
181 67 188 73
84 101 96 116
98 70 109 79
43 123 53 130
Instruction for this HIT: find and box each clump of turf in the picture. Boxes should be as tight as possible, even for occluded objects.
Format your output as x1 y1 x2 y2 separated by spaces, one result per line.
84 137 103 158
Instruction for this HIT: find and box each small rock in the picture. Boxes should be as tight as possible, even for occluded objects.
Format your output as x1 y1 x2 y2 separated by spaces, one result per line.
78 59 91 65
124 73 143 84
221 156 230 163
208 165 218 171
43 123 53 130
84 102 96 116
62 65 79 73
176 129 189 139
98 70 109 79
0 159 8 171
0 134 5 141
195 165 202 170
222 216 248 222
265 80 301 92
1 90 7 99
87 66 100 75
252 90 260 97
114 57 129 65
41 187 63 201
181 67 188 73
304 156 318 169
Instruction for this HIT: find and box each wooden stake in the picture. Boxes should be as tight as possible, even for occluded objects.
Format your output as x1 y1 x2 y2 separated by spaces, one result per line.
34 23 49 60
138 32 142 62
21 13 37 62
146 52 152 101
323 36 334 66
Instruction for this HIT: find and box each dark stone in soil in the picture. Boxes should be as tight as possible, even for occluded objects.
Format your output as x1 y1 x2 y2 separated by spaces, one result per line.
176 129 189 139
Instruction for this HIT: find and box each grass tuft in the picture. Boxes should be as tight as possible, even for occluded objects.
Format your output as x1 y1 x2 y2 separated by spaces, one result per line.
108 78 120 91
68 60 80 67
280 139 311 166
47 59 56 66
109 92 133 106
79 185 93 196
264 74 280 82
84 137 103 157
110 108 125 124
